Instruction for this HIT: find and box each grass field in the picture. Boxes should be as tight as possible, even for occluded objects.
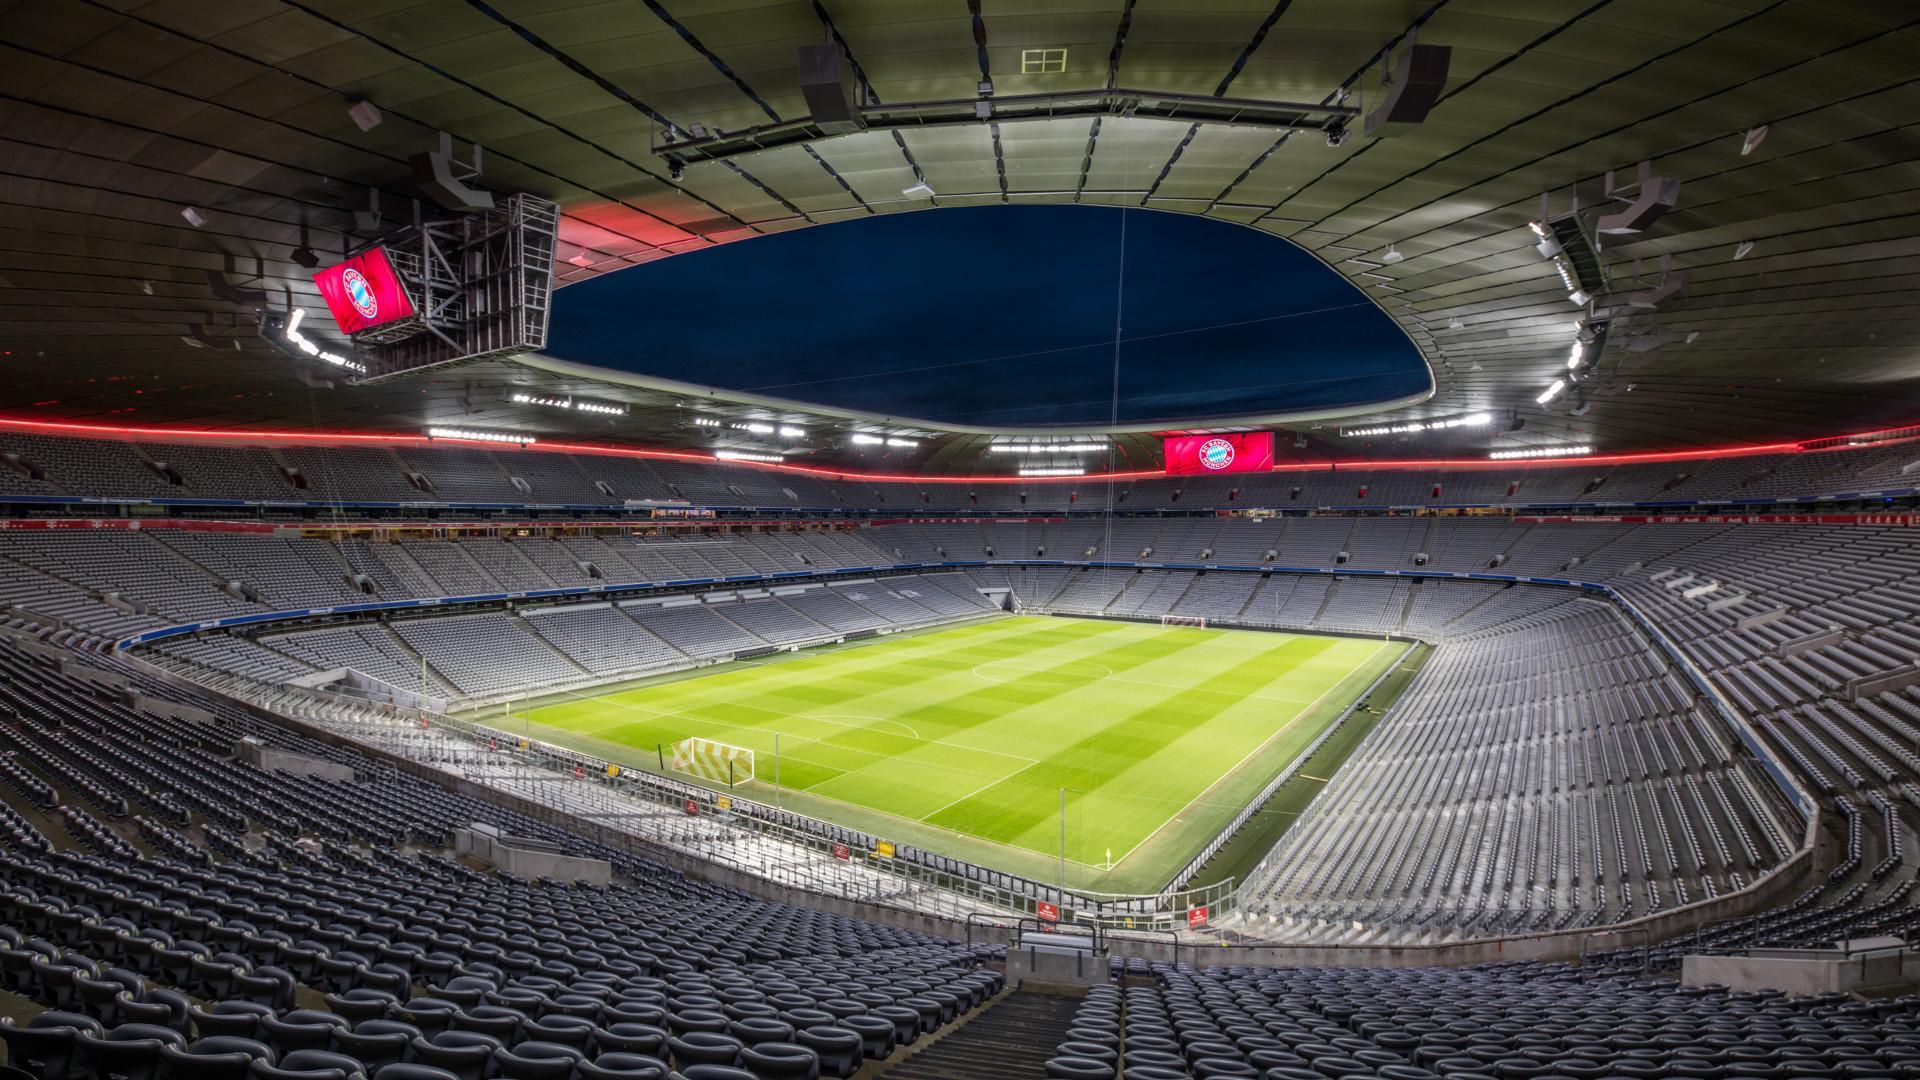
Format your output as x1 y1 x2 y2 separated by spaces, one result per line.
512 615 1401 893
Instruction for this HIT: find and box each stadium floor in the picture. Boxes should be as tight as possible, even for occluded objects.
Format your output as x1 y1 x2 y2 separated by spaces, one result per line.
513 615 1401 893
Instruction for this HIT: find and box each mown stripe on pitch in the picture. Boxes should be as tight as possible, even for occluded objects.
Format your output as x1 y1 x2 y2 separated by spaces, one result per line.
884 624 1218 745
649 616 1107 712
647 619 1132 748
924 635 1336 850
713 617 1112 706
584 619 1140 778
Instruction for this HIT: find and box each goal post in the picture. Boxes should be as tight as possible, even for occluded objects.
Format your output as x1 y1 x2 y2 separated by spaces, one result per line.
1160 614 1207 629
669 737 756 787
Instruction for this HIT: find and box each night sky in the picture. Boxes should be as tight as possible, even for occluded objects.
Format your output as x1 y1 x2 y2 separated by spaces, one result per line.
547 205 1427 428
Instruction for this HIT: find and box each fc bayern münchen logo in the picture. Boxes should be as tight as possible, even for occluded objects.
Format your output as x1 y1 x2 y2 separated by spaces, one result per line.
1199 437 1235 471
342 267 378 320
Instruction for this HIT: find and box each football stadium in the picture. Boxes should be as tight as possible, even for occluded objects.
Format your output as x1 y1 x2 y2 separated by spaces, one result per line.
0 3 1918 1078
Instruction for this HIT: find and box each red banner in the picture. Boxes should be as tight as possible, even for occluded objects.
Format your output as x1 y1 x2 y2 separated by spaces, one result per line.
1163 433 1274 476
0 518 275 533
1515 514 1918 526
831 843 850 861
313 247 415 333
1187 905 1210 928
1036 901 1059 923
869 518 1068 525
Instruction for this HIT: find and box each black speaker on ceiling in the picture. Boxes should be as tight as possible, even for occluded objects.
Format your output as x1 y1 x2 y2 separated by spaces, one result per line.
1363 44 1452 138
796 44 865 135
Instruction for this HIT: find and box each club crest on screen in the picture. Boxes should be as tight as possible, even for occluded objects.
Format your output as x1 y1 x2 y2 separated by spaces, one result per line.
1198 437 1236 471
341 268 378 320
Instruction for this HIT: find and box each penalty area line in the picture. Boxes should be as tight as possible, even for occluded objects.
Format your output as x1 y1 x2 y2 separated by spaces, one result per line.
917 759 1042 822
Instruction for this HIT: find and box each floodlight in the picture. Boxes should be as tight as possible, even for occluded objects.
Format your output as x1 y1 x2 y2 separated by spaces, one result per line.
1490 445 1591 460
428 426 534 444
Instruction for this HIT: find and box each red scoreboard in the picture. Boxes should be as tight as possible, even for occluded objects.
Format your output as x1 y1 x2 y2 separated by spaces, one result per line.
312 247 415 334
1162 432 1274 476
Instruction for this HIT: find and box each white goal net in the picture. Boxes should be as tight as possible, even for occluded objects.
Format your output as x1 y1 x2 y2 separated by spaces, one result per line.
1160 614 1207 629
669 737 756 787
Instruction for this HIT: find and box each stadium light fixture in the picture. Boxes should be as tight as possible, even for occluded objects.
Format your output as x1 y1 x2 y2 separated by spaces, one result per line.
510 392 626 416
777 426 805 438
1552 257 1579 293
732 422 775 435
1490 445 1593 460
281 308 366 374
181 206 208 228
1382 243 1403 263
1019 467 1084 477
988 442 1107 453
1536 380 1567 405
902 181 934 198
715 450 783 463
850 432 917 448
1340 413 1492 438
691 417 721 427
427 426 535 444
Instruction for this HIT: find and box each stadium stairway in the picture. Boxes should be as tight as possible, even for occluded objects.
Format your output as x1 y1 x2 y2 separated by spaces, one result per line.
875 990 1080 1080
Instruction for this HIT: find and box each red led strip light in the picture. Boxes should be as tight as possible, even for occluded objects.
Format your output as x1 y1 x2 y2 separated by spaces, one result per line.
0 415 1912 484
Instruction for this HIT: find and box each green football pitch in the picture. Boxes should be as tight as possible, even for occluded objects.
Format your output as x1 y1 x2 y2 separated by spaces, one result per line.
512 615 1400 893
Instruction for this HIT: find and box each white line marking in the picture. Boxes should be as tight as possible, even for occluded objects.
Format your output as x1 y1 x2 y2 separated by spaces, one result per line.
1103 639 1401 872
920 760 1042 821
804 713 922 741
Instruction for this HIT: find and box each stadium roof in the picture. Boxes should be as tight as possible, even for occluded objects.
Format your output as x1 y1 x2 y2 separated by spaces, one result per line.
2 0 1917 476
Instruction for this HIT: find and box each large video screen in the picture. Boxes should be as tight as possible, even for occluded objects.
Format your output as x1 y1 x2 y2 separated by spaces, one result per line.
313 247 415 334
1163 432 1275 476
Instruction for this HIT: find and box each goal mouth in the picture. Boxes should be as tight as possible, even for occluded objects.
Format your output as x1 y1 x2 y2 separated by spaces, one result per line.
669 736 756 787
1159 614 1208 629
